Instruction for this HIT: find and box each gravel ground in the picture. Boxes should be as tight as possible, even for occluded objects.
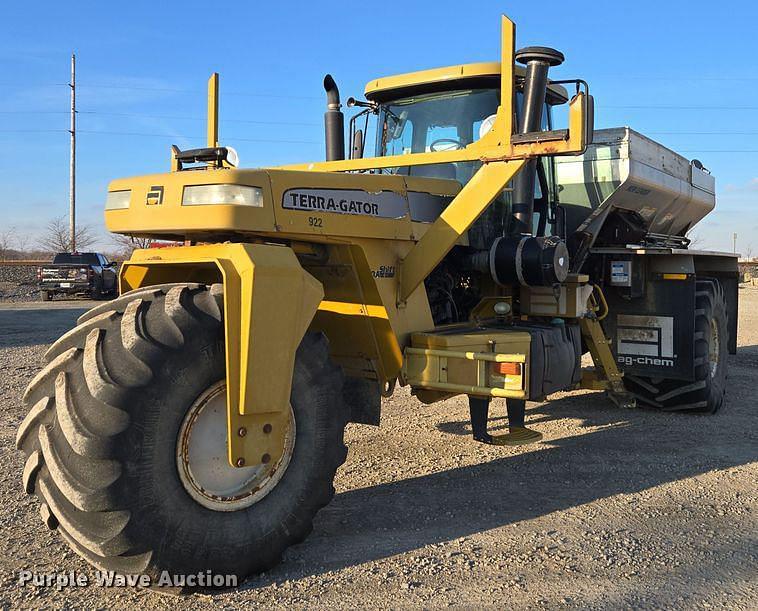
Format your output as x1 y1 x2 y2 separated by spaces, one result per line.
0 290 756 609
0 265 40 303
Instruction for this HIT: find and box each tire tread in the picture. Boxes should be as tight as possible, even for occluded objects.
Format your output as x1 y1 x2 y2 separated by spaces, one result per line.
18 282 347 586
623 278 727 414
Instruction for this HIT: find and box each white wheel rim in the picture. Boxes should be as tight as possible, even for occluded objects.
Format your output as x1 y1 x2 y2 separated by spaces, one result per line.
176 381 295 512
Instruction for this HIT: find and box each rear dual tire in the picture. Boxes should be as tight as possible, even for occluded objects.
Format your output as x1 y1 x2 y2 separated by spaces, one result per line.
17 283 347 588
623 278 728 413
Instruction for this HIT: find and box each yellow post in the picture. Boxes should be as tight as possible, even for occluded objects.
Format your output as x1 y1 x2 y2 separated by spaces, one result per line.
444 13 515 153
207 72 219 148
499 15 515 146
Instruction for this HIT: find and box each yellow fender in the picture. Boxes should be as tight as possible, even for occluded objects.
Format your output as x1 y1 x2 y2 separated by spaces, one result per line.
120 243 324 467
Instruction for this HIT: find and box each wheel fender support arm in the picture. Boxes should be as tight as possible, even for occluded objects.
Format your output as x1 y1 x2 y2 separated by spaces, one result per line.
120 243 324 467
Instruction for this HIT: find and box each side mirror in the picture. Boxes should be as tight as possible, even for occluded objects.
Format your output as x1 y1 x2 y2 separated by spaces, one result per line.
583 94 594 146
392 110 408 140
351 129 364 160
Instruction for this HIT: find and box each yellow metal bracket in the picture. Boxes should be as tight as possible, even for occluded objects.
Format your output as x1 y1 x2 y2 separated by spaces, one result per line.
120 243 324 467
399 159 525 301
580 315 636 409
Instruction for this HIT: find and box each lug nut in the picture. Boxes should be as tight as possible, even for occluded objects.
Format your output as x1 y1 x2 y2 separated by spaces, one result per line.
261 453 271 464
236 457 245 467
263 423 272 434
237 427 247 437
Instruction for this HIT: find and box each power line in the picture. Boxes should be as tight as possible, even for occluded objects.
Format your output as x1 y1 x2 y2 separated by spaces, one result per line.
593 75 758 81
0 110 69 115
76 129 318 144
0 128 319 144
0 81 322 100
678 150 758 153
648 131 758 136
76 82 321 100
231 136 319 144
0 82 67 87
76 110 320 126
76 129 202 138
603 105 758 110
0 129 67 133
0 110 320 126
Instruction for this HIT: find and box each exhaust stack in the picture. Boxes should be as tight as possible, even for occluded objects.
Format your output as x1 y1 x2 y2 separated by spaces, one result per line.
323 74 345 162
511 46 564 235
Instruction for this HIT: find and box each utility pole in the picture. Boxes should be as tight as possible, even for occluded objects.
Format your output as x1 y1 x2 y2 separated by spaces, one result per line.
733 232 737 255
69 53 76 252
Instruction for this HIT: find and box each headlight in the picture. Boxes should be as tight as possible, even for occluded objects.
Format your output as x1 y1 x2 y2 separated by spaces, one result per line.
105 190 131 210
182 185 264 207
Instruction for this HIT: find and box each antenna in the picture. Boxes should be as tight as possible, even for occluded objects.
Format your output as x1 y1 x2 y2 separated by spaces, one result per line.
69 53 76 252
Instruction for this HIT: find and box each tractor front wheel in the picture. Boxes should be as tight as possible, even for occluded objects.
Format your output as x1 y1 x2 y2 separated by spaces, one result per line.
16 283 347 587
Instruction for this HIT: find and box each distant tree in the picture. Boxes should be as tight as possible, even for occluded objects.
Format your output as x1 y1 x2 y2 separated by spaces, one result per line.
14 231 31 254
39 216 96 254
111 234 155 259
686 230 705 249
0 227 14 260
0 227 36 260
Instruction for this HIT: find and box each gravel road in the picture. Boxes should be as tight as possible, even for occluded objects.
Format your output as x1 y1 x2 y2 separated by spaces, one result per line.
1 291 756 609
0 265 40 303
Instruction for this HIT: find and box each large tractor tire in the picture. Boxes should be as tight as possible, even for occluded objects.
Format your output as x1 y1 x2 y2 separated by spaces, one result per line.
623 278 728 413
16 283 347 587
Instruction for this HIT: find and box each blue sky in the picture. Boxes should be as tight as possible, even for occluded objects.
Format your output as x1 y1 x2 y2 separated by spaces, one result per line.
1 0 757 254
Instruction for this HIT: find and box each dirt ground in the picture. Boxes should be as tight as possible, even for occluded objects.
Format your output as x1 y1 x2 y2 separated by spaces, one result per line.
0 290 756 609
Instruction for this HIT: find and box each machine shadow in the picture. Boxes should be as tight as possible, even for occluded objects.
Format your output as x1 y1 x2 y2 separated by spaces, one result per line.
0 307 89 348
243 386 756 590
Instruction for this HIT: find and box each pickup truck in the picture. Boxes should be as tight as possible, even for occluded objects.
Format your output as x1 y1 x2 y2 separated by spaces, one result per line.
37 252 117 301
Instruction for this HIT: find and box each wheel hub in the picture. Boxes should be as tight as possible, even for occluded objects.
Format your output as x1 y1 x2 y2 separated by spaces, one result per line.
176 381 295 511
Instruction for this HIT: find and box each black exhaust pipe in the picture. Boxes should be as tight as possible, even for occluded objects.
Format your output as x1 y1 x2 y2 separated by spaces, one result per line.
511 46 564 235
323 74 345 162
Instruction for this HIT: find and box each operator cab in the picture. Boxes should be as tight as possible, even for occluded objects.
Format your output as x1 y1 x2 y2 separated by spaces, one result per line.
357 62 569 241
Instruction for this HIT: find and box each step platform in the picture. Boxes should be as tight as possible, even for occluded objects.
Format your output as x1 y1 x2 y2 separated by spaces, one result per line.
489 427 543 446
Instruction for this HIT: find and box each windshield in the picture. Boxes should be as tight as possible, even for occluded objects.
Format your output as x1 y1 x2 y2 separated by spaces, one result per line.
374 88 549 183
373 87 555 237
377 89 500 157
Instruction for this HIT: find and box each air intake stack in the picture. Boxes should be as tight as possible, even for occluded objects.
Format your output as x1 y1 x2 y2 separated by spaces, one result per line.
470 46 570 288
511 46 564 236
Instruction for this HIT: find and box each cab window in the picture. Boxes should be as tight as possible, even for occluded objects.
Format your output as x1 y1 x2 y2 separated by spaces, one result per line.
377 89 500 160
